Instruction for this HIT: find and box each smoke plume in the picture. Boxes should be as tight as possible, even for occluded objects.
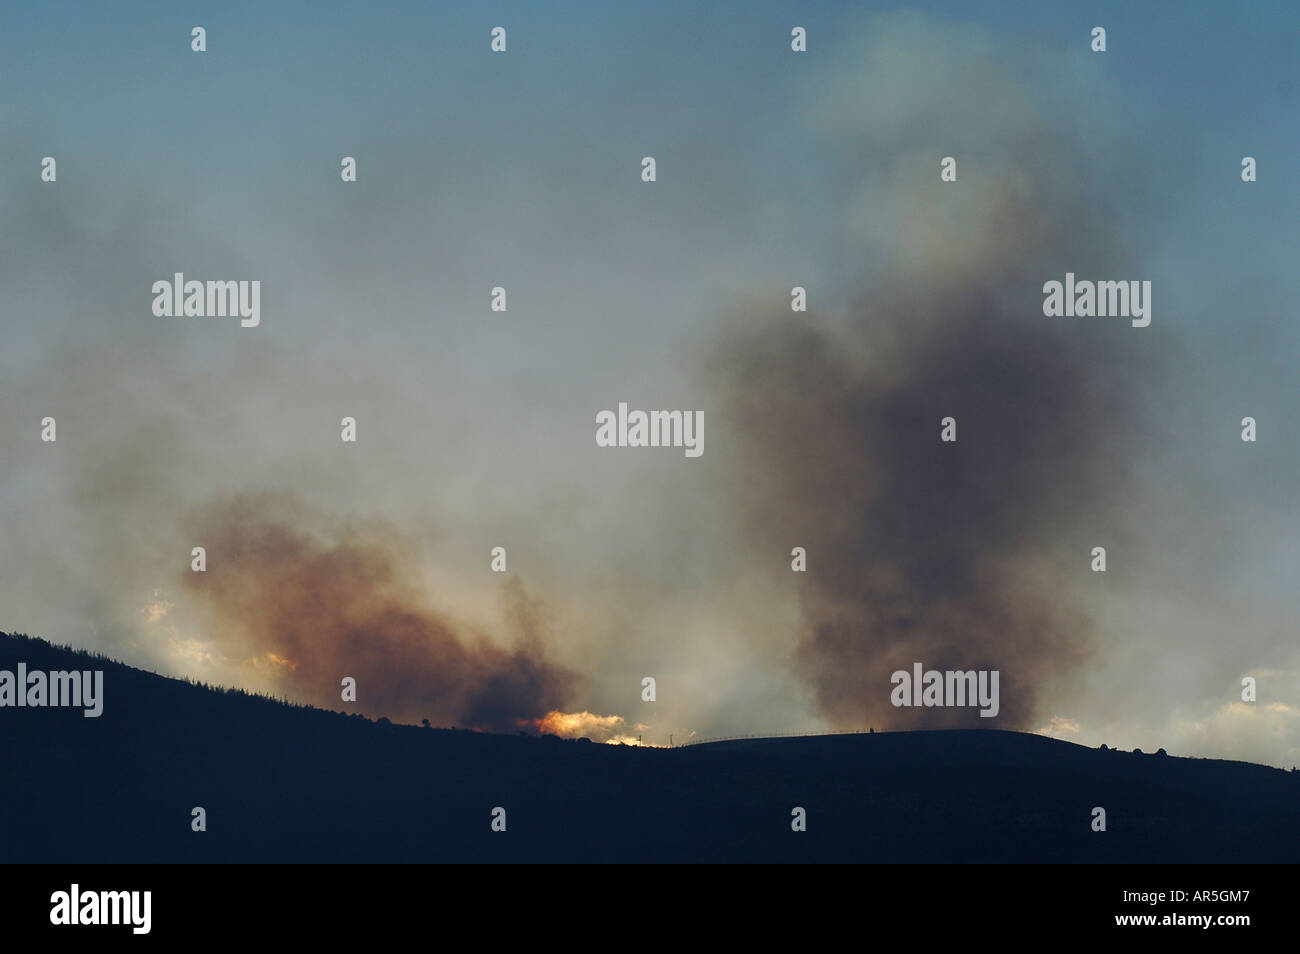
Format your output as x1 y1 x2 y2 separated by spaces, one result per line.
706 17 1163 729
180 492 578 730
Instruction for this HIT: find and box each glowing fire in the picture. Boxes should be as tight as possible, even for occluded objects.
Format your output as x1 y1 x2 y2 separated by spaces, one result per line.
250 651 300 673
517 710 650 745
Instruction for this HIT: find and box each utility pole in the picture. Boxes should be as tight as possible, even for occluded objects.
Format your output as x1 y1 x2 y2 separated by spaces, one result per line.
670 733 673 747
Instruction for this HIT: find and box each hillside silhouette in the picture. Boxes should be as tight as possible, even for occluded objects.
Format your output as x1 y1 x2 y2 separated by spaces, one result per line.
2 631 1297 863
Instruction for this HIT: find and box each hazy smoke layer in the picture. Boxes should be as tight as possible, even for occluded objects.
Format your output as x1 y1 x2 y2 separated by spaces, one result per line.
707 18 1161 729
180 493 578 730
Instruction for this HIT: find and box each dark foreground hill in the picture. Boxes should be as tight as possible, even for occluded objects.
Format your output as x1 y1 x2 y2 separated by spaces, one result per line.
2 631 1297 863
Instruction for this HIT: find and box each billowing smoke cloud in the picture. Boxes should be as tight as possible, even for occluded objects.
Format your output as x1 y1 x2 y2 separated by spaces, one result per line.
179 492 579 730
705 15 1163 729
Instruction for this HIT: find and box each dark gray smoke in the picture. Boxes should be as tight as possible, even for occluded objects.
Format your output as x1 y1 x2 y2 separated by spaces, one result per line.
706 20 1164 729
